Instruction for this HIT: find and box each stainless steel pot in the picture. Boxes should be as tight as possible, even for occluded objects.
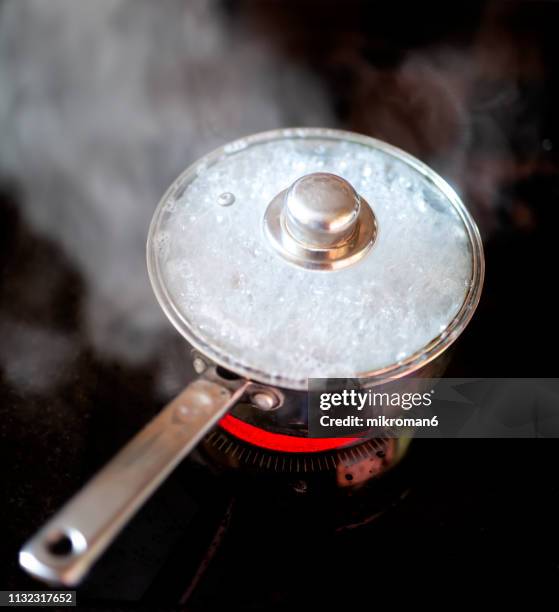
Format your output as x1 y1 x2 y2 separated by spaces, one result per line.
19 128 484 586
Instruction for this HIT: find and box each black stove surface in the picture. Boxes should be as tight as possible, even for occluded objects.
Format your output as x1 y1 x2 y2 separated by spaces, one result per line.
1 1 558 608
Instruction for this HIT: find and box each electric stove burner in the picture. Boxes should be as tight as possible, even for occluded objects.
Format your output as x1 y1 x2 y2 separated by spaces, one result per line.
201 417 409 496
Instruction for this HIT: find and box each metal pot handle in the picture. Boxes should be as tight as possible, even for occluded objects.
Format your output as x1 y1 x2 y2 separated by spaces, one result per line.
19 376 250 586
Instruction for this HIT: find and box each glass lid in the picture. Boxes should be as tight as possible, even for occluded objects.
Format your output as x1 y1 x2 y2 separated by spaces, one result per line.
147 128 484 390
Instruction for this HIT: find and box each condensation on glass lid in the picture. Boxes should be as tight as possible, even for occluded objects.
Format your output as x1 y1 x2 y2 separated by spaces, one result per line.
151 133 475 387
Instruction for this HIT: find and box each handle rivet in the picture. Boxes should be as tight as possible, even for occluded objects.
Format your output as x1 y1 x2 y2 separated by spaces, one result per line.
193 357 207 374
250 390 280 411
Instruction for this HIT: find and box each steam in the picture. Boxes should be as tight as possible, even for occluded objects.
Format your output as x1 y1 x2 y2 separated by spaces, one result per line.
338 4 548 225
0 0 333 389
0 1 547 394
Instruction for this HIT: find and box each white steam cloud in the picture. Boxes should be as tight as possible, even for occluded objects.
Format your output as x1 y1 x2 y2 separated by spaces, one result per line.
0 0 334 389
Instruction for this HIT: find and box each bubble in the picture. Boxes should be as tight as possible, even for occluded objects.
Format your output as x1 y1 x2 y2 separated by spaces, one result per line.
217 192 235 206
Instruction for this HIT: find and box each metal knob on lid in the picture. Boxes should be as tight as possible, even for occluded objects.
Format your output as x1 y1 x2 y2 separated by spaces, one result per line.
285 173 359 247
263 172 378 270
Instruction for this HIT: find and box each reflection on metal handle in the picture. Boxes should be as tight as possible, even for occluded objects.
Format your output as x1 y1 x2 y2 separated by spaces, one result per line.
19 377 249 586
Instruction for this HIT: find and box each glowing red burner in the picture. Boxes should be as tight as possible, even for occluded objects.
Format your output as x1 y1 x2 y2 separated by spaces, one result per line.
219 414 358 453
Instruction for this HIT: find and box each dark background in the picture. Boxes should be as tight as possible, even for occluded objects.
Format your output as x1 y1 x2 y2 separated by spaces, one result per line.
1 0 558 608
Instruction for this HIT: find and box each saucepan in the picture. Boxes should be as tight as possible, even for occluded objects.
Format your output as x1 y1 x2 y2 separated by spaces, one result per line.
19 128 484 586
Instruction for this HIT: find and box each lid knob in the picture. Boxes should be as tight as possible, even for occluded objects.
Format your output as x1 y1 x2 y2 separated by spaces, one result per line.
263 172 378 271
285 173 360 248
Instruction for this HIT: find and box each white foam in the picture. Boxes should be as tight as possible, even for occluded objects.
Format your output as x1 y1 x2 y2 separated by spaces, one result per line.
155 137 473 383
